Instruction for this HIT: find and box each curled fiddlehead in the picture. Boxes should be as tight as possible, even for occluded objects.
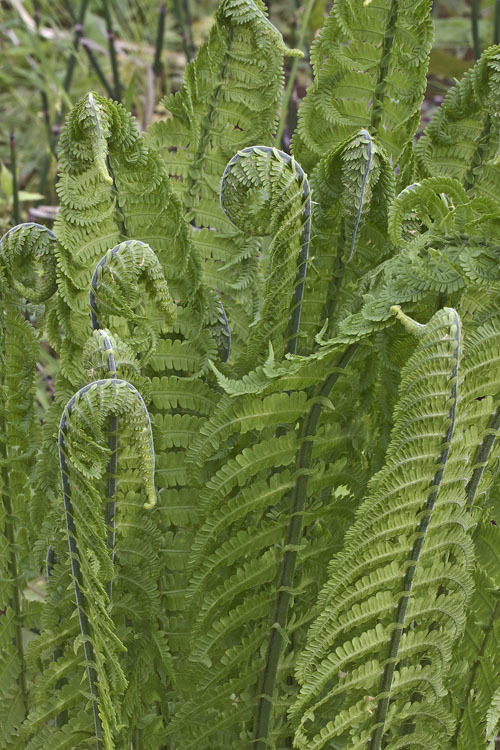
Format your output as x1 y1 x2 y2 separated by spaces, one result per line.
220 145 311 367
0 222 57 304
57 378 156 749
89 239 177 361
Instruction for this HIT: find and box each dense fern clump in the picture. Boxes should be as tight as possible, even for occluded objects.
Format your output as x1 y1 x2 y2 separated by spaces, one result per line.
1 0 500 748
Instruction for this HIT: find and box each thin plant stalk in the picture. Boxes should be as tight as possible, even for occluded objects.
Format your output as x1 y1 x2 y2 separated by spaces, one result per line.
495 0 500 45
38 0 92 195
472 0 481 59
253 344 359 746
101 0 122 101
274 0 316 149
64 0 114 97
172 0 195 62
153 3 167 92
62 0 91 95
182 0 195 60
82 42 115 98
9 134 20 226
32 0 51 132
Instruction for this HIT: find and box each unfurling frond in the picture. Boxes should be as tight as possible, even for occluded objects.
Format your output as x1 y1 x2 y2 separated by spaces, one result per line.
57 379 154 748
0 222 57 303
147 0 298 354
292 0 433 173
90 240 177 362
299 129 395 348
220 145 310 365
416 45 500 196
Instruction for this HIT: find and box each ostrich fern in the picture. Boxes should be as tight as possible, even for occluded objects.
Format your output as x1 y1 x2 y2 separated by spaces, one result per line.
1 0 500 748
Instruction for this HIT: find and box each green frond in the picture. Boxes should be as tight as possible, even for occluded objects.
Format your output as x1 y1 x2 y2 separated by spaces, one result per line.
90 240 177 351
292 0 433 174
0 222 57 303
291 307 472 749
220 145 311 365
299 130 395 349
147 0 297 341
416 45 500 196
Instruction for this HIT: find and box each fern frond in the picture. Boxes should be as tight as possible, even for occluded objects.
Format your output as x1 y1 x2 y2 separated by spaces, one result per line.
147 0 299 343
291 307 473 749
292 0 433 174
416 45 500 196
0 222 57 303
51 379 156 748
0 222 57 746
220 145 310 365
299 130 395 348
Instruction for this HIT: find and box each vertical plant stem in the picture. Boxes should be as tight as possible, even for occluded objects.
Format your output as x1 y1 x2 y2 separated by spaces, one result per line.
32 0 51 133
89 272 118 600
173 0 195 62
102 0 122 101
253 344 358 747
274 0 315 149
472 0 481 60
82 41 116 98
153 4 167 78
182 0 195 61
64 0 114 98
370 0 398 133
494 0 500 45
465 406 500 508
59 397 103 749
39 0 91 195
63 0 91 95
9 133 20 226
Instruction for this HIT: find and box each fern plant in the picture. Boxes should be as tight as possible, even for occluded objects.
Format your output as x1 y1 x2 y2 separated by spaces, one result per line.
2 0 500 748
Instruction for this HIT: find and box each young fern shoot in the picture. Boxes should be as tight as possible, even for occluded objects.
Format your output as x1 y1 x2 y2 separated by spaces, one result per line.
56 378 156 749
220 145 310 367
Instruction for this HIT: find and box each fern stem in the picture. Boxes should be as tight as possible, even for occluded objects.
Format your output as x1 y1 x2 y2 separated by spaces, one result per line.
274 0 315 149
9 133 20 226
90 266 119 601
101 0 122 101
369 311 461 750
465 404 500 508
58 396 104 749
495 0 500 44
472 0 481 59
153 4 167 79
370 0 398 135
254 343 358 746
62 0 91 95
